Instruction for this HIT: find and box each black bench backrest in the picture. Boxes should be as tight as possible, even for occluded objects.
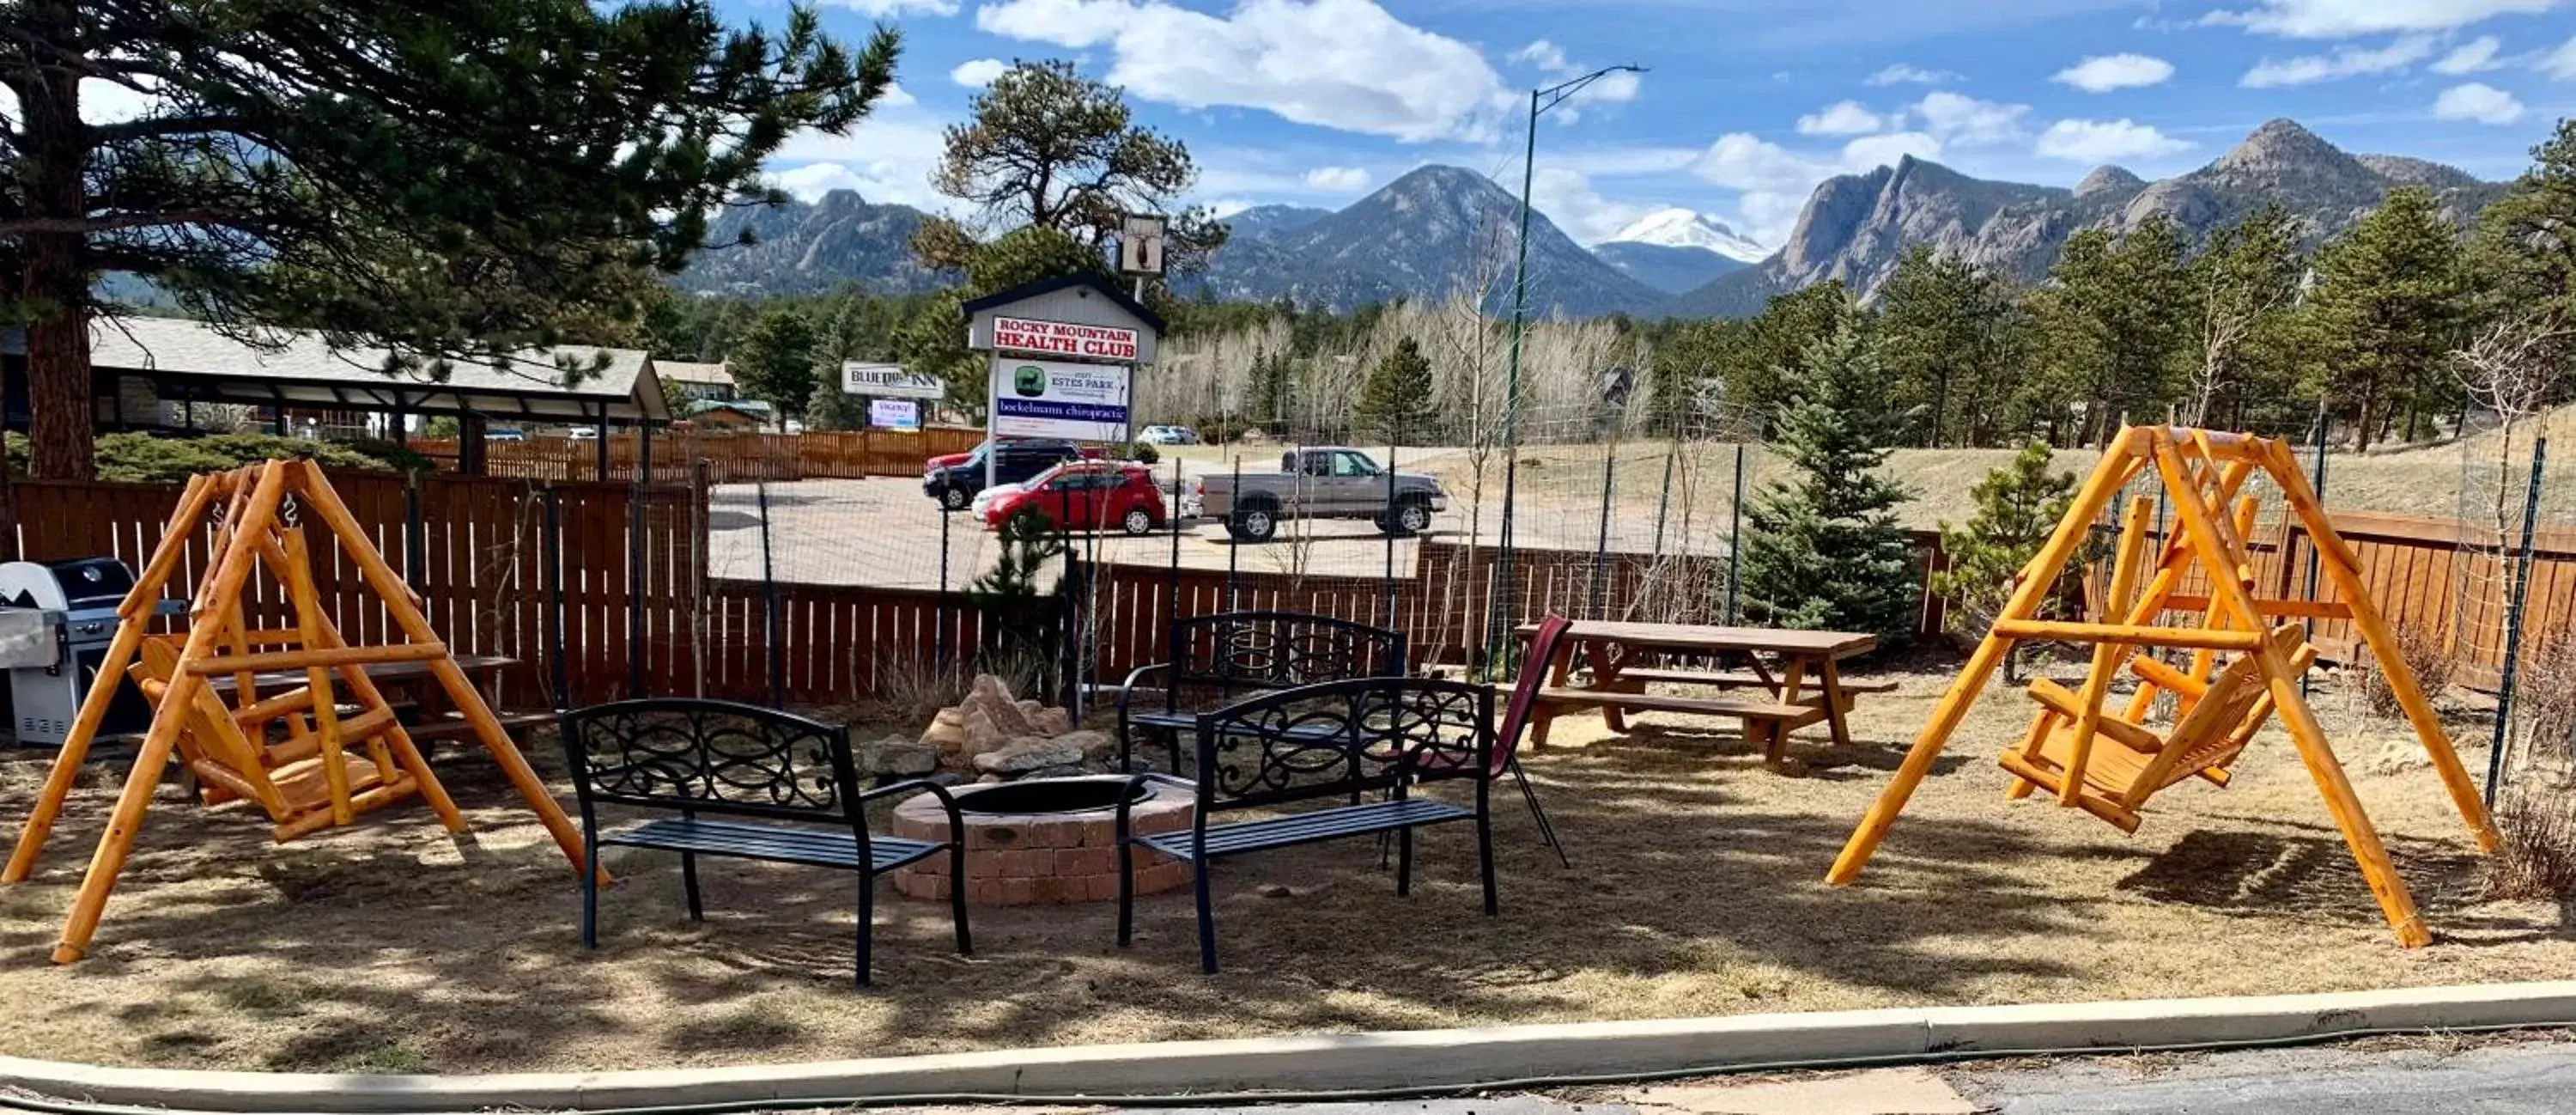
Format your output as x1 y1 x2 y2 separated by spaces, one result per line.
1163 612 1406 711
558 698 861 828
1192 677 1492 813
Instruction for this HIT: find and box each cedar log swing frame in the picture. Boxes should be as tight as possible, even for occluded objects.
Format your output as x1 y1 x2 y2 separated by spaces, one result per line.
1826 425 2503 947
2 460 594 962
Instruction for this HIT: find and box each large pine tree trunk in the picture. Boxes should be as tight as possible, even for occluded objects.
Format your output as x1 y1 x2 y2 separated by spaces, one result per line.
19 8 97 481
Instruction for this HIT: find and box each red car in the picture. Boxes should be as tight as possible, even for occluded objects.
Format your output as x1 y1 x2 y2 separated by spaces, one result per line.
983 461 1169 535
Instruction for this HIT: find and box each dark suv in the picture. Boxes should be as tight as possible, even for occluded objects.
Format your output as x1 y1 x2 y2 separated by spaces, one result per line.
922 438 1087 510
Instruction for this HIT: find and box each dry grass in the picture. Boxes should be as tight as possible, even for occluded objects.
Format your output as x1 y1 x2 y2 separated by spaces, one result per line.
2512 636 2576 769
0 662 2567 1075
2356 622 2460 720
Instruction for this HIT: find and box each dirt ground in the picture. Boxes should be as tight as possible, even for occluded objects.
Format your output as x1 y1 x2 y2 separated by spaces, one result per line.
0 661 2567 1075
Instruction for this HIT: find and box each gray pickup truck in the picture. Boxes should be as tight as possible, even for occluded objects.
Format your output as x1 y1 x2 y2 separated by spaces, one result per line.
1193 447 1450 542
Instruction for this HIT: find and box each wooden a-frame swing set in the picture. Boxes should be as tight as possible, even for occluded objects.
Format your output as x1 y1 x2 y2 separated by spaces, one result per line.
2 460 592 963
1827 425 2501 947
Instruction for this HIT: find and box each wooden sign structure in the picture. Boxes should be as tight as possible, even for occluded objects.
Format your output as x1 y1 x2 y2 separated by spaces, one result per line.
2 460 591 963
1826 426 2501 947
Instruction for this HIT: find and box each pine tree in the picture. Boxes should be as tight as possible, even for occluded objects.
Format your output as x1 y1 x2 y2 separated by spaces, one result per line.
1739 325 1919 644
2187 204 2309 434
1931 442 2077 679
1875 246 2024 447
805 381 871 431
2 1 899 478
731 308 820 420
2032 217 2192 446
1356 337 1437 442
2300 187 2467 448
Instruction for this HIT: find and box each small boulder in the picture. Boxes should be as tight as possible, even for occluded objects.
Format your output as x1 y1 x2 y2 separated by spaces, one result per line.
1028 706 1075 737
960 705 1010 757
919 719 969 753
1058 729 1117 763
933 707 966 728
856 737 939 777
974 737 1086 775
976 773 1005 784
967 677 1038 736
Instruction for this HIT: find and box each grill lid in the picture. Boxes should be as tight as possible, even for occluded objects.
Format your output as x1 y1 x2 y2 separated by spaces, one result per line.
0 559 138 612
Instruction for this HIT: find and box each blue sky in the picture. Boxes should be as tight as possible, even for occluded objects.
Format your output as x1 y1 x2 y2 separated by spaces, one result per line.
732 0 2576 249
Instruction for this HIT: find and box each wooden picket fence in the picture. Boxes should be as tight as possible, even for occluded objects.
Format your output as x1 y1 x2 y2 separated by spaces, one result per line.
4 472 2570 712
409 428 986 484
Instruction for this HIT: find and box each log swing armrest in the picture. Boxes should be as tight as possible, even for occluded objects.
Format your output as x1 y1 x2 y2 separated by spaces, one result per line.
2025 678 2163 754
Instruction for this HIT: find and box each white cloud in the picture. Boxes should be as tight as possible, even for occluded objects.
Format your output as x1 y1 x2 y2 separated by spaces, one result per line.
4 77 165 128
821 0 963 14
1513 40 1571 73
2053 53 2176 92
2035 119 2196 162
975 0 1511 143
1864 64 1958 86
2202 0 2557 39
1530 167 1658 244
2433 82 2527 123
1796 101 1886 136
950 58 1010 87
2239 34 2437 87
2541 35 2576 79
2433 36 2504 74
878 82 918 108
1302 166 1371 191
1691 129 1945 247
771 107 956 212
1207 198 1258 219
1911 90 2029 145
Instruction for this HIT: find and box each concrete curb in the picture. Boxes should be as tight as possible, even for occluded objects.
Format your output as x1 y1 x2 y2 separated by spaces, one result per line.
6 981 2575 1112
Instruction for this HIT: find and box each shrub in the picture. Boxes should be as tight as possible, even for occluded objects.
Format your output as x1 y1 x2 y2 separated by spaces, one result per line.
2512 634 2576 767
2353 621 2456 719
1122 440 1160 466
84 432 422 484
2484 788 2576 904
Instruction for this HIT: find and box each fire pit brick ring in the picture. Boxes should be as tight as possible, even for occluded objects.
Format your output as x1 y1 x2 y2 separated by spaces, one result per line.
890 776 1194 905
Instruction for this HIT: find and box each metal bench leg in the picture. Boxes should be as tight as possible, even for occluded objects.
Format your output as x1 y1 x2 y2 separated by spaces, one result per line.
948 844 973 956
1478 807 1498 915
854 872 875 988
681 851 703 922
1193 862 1218 974
1166 730 1183 777
580 838 602 950
1116 838 1137 947
1510 759 1571 868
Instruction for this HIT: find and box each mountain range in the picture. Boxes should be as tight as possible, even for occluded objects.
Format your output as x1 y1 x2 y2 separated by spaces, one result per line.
1665 119 2506 318
677 118 2505 321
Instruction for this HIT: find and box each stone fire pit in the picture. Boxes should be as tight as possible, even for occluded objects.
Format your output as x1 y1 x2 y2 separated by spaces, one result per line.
890 776 1194 905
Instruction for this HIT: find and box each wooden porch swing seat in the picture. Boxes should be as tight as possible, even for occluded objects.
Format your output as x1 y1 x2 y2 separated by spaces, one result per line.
1825 426 2502 948
2 460 593 963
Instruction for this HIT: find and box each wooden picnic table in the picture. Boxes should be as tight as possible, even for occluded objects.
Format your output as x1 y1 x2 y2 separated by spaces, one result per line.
1512 620 1882 765
207 655 546 743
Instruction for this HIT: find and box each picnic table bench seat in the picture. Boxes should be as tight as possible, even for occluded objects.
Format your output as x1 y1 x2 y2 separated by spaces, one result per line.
1535 686 1813 722
559 698 970 986
1608 667 1901 695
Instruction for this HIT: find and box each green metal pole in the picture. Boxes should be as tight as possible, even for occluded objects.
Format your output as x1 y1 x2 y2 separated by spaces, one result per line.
2486 436 2549 806
1485 88 1540 680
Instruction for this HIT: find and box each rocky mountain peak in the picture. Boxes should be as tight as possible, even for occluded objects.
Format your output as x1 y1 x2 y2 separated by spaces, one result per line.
2215 119 2348 175
2075 165 2146 199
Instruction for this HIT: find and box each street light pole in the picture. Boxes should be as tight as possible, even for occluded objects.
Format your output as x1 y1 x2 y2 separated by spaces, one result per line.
1487 64 1643 677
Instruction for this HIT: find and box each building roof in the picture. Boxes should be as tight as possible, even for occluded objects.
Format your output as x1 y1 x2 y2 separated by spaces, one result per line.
959 272 1166 333
11 315 670 423
658 360 734 387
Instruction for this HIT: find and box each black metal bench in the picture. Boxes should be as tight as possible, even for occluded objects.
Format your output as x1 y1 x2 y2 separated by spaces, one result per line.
1115 677 1496 973
1113 611 1406 772
557 698 969 986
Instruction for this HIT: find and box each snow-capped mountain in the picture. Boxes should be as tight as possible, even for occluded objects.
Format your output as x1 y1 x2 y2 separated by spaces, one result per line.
1602 208 1770 263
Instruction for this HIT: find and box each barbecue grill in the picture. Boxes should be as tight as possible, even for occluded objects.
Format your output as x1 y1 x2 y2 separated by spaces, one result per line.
0 558 181 746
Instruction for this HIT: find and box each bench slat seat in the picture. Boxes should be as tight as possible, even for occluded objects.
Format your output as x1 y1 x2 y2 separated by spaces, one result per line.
1139 798 1472 862
1537 687 1814 722
605 817 946 874
1610 668 1900 694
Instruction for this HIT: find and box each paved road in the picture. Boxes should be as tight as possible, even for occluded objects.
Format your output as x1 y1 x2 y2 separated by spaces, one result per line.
939 1037 2576 1115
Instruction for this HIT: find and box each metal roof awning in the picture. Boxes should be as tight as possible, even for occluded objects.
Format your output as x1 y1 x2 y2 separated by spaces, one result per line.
7 317 671 423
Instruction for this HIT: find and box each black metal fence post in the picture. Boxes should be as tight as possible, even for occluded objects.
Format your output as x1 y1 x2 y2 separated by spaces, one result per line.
1225 457 1242 612
404 471 425 583
756 480 783 710
1383 436 1399 632
1589 435 1617 620
2487 435 2549 806
1170 455 1186 672
1726 441 1745 625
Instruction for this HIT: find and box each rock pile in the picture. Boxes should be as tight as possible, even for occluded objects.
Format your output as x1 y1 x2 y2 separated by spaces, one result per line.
855 673 1115 783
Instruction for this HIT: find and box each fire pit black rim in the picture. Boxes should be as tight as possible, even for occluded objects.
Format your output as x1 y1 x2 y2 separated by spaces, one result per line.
948 777 1150 816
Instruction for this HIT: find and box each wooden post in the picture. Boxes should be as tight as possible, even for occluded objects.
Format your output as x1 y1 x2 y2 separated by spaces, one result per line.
2059 495 2155 807
3 477 216 884
1827 431 2143 885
